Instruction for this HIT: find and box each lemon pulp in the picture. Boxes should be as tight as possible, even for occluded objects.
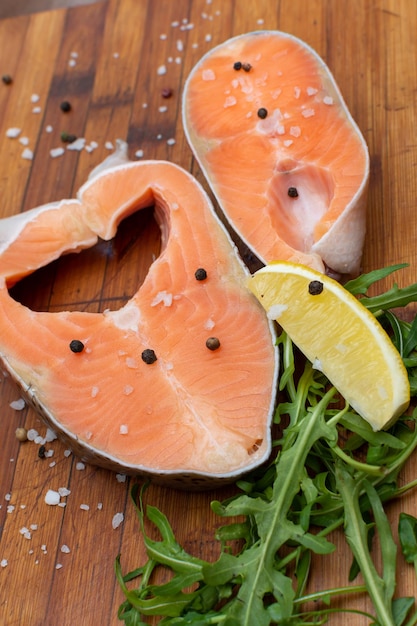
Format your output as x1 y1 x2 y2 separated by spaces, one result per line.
248 261 410 430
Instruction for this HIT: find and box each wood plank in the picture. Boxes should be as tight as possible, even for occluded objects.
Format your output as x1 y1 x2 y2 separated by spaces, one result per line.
0 1 416 625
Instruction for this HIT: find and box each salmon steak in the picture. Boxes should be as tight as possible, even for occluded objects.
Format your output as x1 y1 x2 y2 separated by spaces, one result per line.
0 147 278 486
183 30 370 276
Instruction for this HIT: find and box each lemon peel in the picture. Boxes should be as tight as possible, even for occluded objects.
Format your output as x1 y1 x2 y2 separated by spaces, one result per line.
248 261 410 430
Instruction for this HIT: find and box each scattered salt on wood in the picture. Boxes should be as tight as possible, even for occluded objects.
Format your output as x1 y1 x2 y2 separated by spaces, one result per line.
167 138 176 145
0 559 8 568
19 136 29 146
116 474 126 483
45 490 60 506
45 125 53 133
32 107 41 114
55 563 63 569
30 94 40 103
9 398 25 410
67 138 86 151
50 147 65 158
58 487 71 497
22 148 34 160
5 125 21 136
135 149 144 158
112 512 124 529
64 449 72 458
60 544 70 553
80 504 90 511
76 462 86 471
5 494 11 501
157 64 167 75
27 429 38 441
158 105 168 113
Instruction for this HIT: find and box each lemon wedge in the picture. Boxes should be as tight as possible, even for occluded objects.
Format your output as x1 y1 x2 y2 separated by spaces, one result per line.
248 261 410 431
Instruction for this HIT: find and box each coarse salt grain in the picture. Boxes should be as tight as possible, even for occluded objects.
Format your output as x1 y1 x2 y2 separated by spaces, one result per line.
45 125 53 133
323 96 334 105
157 64 167 76
105 141 114 150
151 291 173 307
5 494 11 501
67 138 86 151
97 502 103 510
58 487 71 497
32 106 41 114
204 318 215 330
302 108 315 118
135 149 144 158
202 68 215 81
19 527 31 540
55 563 63 570
30 94 40 103
224 95 237 107
27 429 38 441
158 105 168 113
80 504 90 511
22 148 34 160
91 386 99 398
45 490 60 506
160 33 167 40
119 424 129 434
205 34 212 42
116 474 126 483
289 126 301 138
76 462 85 471
294 87 301 99
125 357 137 369
19 136 29 146
176 39 184 51
307 86 318 95
167 138 176 146
50 147 65 158
61 545 70 554
64 449 72 458
112 512 124 529
9 398 25 410
45 428 57 442
1 559 8 568
6 506 14 514
6 127 21 138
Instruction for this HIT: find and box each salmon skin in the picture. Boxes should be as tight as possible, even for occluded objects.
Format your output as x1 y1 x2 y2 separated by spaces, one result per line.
183 30 370 277
0 146 278 487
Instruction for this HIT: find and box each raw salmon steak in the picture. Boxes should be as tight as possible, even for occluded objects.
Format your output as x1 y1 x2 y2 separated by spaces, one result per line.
0 148 278 486
183 31 370 276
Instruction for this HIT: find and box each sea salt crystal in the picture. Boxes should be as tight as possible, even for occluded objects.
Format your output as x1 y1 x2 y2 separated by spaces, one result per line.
50 147 65 158
91 386 99 398
202 68 215 81
68 59 77 67
157 64 167 76
45 125 53 133
9 398 25 410
45 428 57 442
151 291 173 307
135 149 144 158
307 86 318 96
323 96 334 105
158 105 168 113
6 127 21 138
22 148 34 160
31 94 40 103
5 494 11 502
1 559 8 568
27 429 39 441
19 527 31 540
167 138 176 146
80 504 90 511
67 138 86 151
302 108 315 118
64 449 72 458
60 544 70 554
116 474 126 483
119 423 129 434
45 490 60 506
58 487 71 497
204 318 215 330
6 505 14 514
176 39 184 51
160 33 167 40
76 462 86 471
112 512 124 529
224 95 237 107
105 141 114 150
267 304 288 320
97 502 103 510
125 357 137 369
205 34 212 42
55 563 63 569
32 106 41 114
19 136 29 146
276 124 285 135
289 126 301 138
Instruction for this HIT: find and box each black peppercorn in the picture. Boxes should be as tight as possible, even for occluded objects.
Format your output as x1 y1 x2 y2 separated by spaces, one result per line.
69 339 84 353
308 280 324 295
60 101 72 112
141 349 157 364
288 187 299 198
38 445 46 459
2 74 12 85
206 337 221 351
195 268 207 281
61 132 77 143
257 107 268 119
241 62 252 72
233 61 242 70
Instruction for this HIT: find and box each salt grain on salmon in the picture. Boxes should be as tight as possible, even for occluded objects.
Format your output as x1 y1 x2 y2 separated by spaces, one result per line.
202 68 216 80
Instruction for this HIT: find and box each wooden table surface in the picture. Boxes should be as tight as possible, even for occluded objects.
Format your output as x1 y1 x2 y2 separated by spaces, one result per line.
0 1 416 624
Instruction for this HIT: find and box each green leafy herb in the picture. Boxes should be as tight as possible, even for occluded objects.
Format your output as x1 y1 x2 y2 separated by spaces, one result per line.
116 266 417 625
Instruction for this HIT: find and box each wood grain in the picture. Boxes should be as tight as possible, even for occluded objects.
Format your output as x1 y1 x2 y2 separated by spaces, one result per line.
0 1 416 625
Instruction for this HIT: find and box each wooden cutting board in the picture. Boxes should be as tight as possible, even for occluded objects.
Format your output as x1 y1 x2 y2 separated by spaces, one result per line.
0 1 416 624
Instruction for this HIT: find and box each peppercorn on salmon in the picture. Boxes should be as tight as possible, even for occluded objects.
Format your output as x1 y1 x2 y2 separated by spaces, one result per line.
0 146 278 486
183 31 370 277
